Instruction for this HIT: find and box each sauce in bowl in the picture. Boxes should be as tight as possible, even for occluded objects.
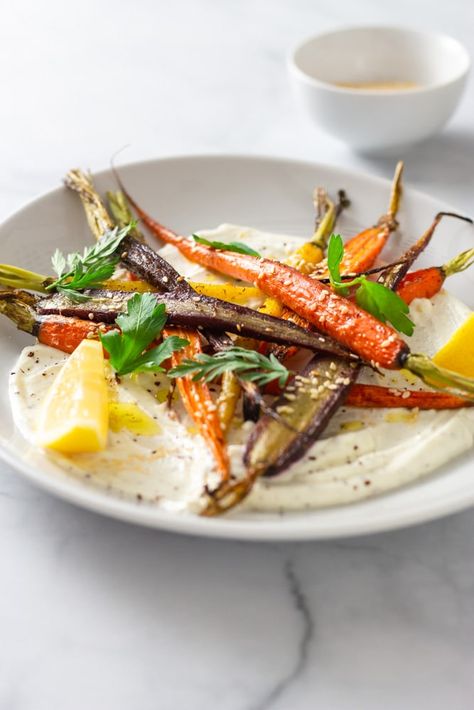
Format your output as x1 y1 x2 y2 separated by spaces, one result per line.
335 80 419 90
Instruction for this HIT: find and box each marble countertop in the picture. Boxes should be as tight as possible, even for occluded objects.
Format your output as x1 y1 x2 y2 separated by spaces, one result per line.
1 1 473 708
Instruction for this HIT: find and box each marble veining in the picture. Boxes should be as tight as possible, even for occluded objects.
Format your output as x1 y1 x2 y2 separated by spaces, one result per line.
1 1 474 708
252 560 314 710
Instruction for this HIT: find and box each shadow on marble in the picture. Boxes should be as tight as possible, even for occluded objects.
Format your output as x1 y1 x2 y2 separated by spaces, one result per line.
356 128 474 207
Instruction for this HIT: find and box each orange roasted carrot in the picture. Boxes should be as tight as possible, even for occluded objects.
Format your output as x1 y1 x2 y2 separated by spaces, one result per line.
397 248 474 304
164 326 230 481
113 180 258 283
0 290 106 353
255 260 409 369
346 384 470 409
37 317 105 353
397 269 444 304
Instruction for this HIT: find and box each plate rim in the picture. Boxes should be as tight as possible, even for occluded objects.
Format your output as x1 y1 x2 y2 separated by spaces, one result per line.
1 152 472 541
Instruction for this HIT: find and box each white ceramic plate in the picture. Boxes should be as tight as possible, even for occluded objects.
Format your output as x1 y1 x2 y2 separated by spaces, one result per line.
1 155 473 540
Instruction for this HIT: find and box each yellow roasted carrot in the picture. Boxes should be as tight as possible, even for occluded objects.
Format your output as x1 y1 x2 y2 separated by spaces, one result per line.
189 282 262 304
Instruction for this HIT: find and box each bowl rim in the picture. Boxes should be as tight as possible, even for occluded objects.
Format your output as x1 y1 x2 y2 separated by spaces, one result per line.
288 24 471 96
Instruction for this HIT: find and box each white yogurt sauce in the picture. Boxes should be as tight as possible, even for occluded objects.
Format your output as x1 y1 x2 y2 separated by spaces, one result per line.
8 224 474 513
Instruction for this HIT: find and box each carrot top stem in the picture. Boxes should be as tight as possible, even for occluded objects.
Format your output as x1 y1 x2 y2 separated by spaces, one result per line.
64 169 115 240
442 247 474 277
387 161 404 221
407 354 474 401
0 264 53 293
106 190 146 243
312 187 327 233
311 189 349 251
311 192 336 249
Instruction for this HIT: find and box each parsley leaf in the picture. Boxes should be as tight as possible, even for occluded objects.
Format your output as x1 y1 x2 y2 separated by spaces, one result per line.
169 346 290 388
193 234 261 257
356 280 415 336
326 233 415 336
100 292 188 376
327 233 347 295
47 224 134 302
131 336 189 374
51 249 67 278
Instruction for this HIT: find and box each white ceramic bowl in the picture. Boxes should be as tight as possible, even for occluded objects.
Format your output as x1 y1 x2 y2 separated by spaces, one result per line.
289 26 470 154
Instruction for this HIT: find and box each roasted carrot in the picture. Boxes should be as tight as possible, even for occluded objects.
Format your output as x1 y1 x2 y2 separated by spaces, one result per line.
284 189 349 274
397 247 474 304
188 282 263 304
398 270 445 305
38 317 104 352
217 370 243 431
105 277 263 305
0 290 105 353
378 212 473 292
252 260 408 368
165 327 230 480
346 384 470 409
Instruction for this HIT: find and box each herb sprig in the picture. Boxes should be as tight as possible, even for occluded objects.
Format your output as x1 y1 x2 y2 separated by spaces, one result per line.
169 346 290 387
47 224 133 302
100 292 188 376
327 234 415 336
193 234 261 258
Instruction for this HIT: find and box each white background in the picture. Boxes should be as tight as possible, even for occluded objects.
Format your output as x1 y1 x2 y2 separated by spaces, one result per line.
1 1 473 708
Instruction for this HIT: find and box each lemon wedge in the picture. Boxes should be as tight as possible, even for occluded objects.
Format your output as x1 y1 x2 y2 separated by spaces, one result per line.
433 313 474 379
37 339 109 453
